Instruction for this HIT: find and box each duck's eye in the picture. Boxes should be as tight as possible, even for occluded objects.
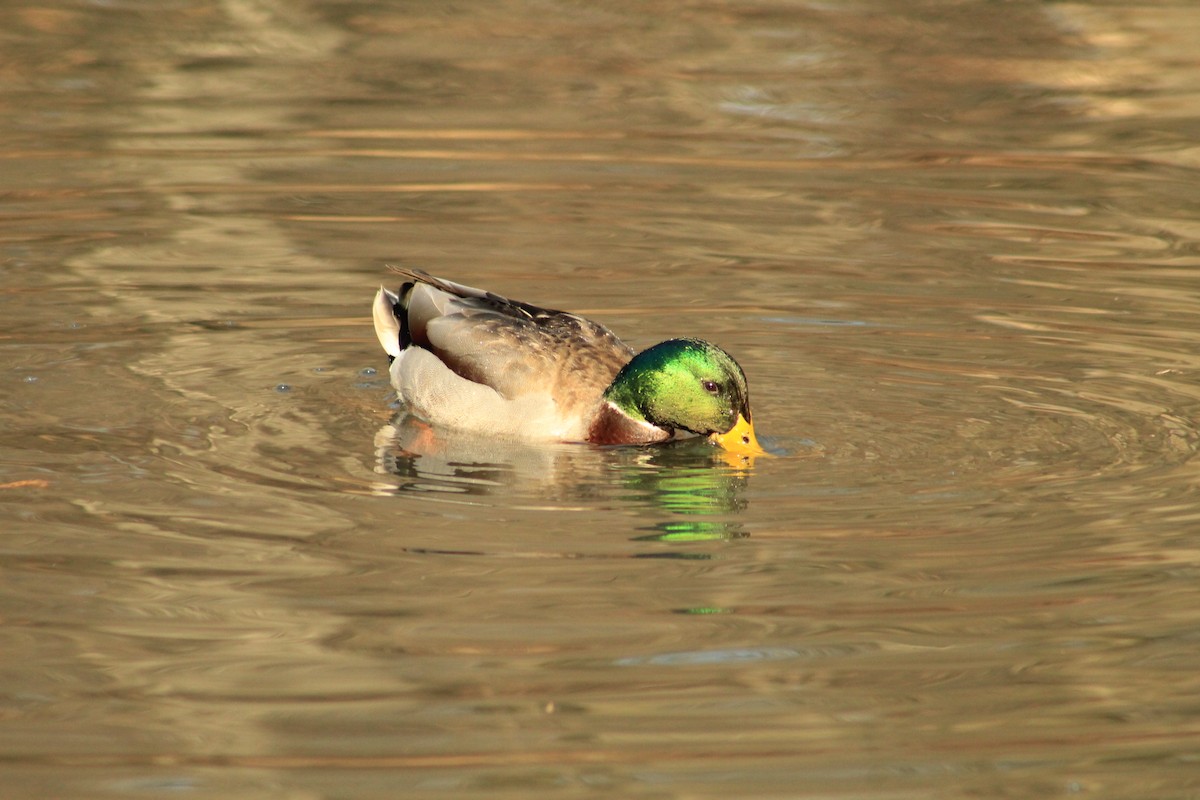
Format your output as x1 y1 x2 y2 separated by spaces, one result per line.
701 380 720 394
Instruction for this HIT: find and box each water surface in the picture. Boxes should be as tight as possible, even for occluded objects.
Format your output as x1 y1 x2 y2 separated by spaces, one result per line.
3 2 1200 798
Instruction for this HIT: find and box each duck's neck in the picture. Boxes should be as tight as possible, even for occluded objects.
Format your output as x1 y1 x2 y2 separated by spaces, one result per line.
587 401 672 446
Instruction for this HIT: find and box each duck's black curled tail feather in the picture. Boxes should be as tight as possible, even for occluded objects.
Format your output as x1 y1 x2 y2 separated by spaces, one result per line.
394 279 415 352
374 269 425 363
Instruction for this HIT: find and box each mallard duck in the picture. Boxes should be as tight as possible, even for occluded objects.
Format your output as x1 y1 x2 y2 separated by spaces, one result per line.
372 268 762 455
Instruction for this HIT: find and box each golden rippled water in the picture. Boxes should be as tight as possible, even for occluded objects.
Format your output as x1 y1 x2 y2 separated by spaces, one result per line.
2 2 1200 798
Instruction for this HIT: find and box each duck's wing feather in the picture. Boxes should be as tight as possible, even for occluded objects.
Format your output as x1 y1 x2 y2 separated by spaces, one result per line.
384 267 635 404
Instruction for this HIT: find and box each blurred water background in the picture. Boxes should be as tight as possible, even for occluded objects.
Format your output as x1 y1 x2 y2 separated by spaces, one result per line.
3 1 1200 797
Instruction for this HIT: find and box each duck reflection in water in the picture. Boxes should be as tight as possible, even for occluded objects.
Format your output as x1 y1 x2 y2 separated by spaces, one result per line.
372 416 751 542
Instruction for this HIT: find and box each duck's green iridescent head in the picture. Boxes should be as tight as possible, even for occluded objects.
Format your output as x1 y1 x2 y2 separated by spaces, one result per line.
604 338 762 454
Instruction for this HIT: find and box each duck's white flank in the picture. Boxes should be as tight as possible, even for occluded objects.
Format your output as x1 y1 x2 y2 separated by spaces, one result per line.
389 347 587 441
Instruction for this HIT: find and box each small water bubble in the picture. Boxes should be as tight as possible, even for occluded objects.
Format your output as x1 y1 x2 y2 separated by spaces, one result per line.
22 375 38 384
275 383 292 393
360 367 377 376
313 366 330 373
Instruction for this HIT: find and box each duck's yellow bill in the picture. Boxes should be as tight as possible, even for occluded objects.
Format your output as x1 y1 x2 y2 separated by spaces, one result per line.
709 413 765 456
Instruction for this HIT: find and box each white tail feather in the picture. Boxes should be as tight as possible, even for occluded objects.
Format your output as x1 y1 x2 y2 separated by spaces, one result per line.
372 286 403 358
